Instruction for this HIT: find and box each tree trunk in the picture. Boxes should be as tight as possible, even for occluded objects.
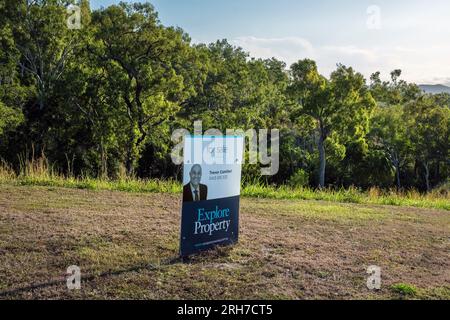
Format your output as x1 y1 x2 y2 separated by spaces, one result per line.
100 137 107 179
395 163 401 190
436 161 440 182
126 127 135 177
318 133 326 189
125 152 134 177
423 162 430 192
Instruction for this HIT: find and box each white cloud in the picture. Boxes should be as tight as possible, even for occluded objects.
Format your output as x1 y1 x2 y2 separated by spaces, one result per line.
322 46 378 62
231 36 315 65
318 45 387 78
231 36 450 85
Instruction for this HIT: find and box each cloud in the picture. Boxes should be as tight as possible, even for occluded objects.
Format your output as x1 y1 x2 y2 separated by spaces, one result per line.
231 36 450 84
231 36 315 66
318 45 386 78
321 46 378 62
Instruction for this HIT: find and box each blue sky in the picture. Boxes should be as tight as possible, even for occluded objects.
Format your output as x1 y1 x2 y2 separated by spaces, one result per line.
90 0 450 85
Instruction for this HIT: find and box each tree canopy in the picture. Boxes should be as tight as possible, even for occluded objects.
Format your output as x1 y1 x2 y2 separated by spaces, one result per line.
0 1 448 191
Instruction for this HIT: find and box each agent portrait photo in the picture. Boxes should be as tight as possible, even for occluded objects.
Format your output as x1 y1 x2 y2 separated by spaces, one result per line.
183 164 208 202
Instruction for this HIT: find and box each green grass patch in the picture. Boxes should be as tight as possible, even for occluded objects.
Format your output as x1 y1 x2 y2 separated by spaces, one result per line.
0 166 448 210
242 184 449 211
243 200 390 223
390 283 418 297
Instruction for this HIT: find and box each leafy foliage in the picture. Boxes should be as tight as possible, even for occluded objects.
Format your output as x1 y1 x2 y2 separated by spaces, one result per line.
0 1 448 192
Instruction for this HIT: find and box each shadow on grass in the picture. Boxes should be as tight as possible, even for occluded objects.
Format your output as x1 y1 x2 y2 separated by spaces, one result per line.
0 246 235 298
0 256 183 298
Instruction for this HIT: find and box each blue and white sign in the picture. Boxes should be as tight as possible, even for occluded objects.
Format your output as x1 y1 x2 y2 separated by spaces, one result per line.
180 135 244 256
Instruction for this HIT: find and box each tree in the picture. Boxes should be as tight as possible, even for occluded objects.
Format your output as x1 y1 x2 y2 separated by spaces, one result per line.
183 40 253 130
0 101 24 137
288 60 375 188
370 105 412 190
89 2 204 174
0 0 29 160
369 70 433 190
370 70 421 106
11 0 82 111
0 1 448 190
405 96 449 191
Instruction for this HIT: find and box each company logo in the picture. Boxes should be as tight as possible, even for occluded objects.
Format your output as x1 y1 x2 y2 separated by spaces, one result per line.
208 146 228 157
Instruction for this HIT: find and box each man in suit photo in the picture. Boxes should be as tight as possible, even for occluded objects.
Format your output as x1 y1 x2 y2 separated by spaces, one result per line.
183 164 208 202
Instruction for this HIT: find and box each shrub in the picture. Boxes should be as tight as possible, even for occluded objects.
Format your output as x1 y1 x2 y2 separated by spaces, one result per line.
0 159 15 182
288 169 309 188
390 283 417 297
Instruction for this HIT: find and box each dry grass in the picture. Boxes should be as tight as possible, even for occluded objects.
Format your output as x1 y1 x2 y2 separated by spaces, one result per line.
0 160 14 183
0 185 448 300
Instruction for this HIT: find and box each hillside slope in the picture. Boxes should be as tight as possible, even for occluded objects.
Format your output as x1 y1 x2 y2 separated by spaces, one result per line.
419 84 450 94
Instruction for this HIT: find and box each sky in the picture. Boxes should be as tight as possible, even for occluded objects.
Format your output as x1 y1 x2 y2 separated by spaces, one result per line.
90 0 450 85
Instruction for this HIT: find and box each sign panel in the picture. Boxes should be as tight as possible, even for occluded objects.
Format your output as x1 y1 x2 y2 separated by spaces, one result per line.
180 135 244 257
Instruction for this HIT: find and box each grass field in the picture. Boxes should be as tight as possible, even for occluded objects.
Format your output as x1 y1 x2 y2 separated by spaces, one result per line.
0 184 448 300
0 169 449 210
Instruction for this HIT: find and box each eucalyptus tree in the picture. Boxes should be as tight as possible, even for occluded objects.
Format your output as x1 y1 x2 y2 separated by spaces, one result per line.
289 60 375 188
89 2 204 175
370 104 412 190
405 96 450 191
10 0 83 111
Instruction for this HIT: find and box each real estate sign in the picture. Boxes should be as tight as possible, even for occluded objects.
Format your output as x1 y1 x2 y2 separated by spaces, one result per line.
180 135 244 257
